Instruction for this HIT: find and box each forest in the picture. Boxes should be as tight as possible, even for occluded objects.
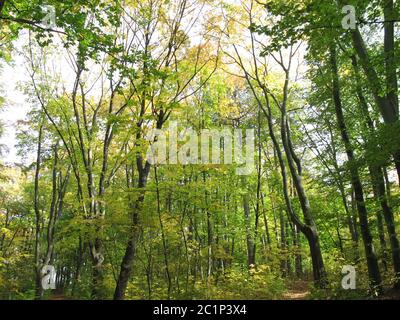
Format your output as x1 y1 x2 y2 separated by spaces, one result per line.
0 0 400 301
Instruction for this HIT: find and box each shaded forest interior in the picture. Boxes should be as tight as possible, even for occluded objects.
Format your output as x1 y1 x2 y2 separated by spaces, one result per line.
0 0 400 300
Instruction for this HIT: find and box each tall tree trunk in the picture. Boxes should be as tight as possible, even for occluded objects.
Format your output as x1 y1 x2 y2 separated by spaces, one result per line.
233 33 327 287
352 54 400 289
279 209 287 276
203 172 214 278
34 122 44 300
268 100 326 287
243 178 255 267
279 89 327 288
349 25 400 184
114 161 150 300
330 46 382 292
376 208 389 272
72 237 84 296
154 167 172 298
293 224 303 278
383 0 399 119
261 192 271 248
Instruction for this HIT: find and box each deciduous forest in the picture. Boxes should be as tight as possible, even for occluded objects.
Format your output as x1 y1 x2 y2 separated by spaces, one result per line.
0 0 400 300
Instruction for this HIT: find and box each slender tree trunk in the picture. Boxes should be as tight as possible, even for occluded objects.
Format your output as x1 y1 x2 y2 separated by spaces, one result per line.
293 224 303 278
34 122 44 300
262 94 327 287
72 237 84 296
383 0 399 120
376 208 389 272
233 35 328 286
155 167 172 298
285 221 292 276
350 189 361 262
330 47 382 292
280 99 327 288
349 26 400 184
243 178 255 267
261 192 271 248
203 172 213 278
279 209 287 276
353 54 400 288
114 162 150 300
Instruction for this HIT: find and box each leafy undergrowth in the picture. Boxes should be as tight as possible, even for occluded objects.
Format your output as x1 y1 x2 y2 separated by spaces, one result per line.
309 286 400 300
124 265 286 300
189 266 286 300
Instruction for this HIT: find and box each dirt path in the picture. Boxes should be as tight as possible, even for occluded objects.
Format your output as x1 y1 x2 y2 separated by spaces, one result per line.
48 293 71 300
282 281 310 300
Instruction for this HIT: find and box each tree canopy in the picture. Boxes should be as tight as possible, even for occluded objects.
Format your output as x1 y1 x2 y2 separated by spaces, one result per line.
0 0 400 300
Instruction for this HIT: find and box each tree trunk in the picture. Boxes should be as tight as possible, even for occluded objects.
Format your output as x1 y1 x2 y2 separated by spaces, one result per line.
294 224 303 278
34 122 44 300
280 97 327 287
330 46 382 292
353 53 400 289
113 161 150 300
376 208 389 272
350 26 400 184
243 180 255 267
279 209 287 276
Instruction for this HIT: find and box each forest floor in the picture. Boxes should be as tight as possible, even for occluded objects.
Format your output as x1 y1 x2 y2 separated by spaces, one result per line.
48 293 71 300
282 280 311 300
46 281 400 300
379 288 400 300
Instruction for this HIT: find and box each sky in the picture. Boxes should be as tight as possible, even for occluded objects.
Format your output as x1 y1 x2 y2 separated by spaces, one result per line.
0 29 79 166
0 37 30 165
0 2 228 166
0 1 335 170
